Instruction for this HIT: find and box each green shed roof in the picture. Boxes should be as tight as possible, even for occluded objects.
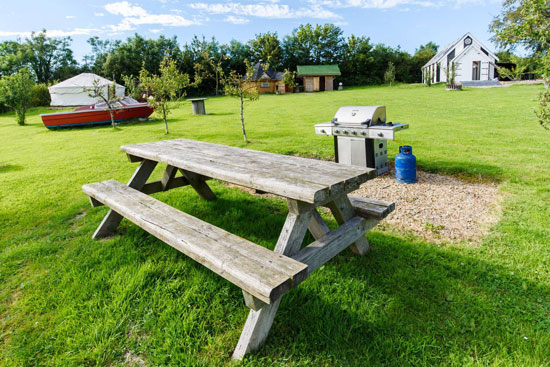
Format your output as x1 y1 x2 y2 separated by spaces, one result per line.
297 64 341 76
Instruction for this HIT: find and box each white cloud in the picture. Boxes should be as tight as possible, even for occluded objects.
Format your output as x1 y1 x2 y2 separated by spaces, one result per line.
224 15 250 24
65 15 76 19
94 12 105 16
0 28 100 38
308 0 437 8
105 1 201 31
149 28 163 33
189 2 341 19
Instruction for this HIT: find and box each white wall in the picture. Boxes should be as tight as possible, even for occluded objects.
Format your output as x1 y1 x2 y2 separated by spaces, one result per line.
454 46 496 82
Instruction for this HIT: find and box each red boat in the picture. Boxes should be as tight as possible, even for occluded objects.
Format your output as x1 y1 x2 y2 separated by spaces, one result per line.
41 97 154 129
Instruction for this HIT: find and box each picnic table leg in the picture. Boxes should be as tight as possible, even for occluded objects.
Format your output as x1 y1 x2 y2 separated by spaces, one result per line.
179 169 216 201
327 195 370 255
232 200 312 360
92 159 157 239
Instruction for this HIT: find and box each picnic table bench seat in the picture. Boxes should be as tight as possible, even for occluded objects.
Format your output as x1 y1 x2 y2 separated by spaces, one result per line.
82 180 309 307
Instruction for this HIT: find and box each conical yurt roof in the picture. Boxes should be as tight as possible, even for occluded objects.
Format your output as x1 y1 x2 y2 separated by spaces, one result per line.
50 73 123 90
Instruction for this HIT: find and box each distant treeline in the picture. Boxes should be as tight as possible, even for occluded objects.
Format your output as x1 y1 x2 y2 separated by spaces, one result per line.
0 24 446 96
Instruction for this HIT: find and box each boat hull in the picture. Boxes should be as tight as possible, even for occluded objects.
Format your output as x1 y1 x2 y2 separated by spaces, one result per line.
41 105 154 129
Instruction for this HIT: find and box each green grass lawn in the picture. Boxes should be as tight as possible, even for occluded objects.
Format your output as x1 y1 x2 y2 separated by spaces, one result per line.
1 83 549 366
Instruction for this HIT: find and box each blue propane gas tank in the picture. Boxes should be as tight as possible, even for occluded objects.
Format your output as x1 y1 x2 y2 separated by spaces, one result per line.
395 145 417 183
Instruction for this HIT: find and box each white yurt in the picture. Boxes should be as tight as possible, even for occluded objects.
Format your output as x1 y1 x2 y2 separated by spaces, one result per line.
48 73 125 106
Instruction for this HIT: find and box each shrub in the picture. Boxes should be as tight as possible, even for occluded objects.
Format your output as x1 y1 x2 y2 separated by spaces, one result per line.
31 83 51 107
536 88 550 129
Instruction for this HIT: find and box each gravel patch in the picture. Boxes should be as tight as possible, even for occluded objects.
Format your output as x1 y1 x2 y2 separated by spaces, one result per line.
353 169 501 244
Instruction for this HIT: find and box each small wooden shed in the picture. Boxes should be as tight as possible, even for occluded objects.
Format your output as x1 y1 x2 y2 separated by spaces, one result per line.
244 61 293 94
297 65 341 92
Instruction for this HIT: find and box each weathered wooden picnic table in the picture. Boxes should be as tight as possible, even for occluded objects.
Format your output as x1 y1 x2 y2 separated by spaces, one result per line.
82 138 394 359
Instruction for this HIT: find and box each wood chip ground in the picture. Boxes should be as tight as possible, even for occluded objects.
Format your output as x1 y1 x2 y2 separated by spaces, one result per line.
352 169 500 244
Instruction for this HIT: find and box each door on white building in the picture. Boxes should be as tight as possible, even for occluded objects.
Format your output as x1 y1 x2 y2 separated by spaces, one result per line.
472 61 480 80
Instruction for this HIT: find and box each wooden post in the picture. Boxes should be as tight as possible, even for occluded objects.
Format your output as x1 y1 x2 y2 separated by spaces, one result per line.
92 159 157 239
326 195 370 255
179 169 216 201
232 199 312 360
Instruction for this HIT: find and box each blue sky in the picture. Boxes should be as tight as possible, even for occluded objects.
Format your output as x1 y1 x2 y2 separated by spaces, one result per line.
0 0 503 62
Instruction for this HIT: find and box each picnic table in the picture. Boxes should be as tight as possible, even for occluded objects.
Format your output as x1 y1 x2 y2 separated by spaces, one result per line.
82 138 394 359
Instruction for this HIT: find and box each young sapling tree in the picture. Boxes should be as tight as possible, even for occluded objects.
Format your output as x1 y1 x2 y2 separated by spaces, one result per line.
0 68 35 125
384 61 396 86
222 59 259 143
139 56 192 134
86 78 122 128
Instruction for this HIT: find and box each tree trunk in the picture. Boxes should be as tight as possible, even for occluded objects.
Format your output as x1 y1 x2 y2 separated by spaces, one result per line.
163 105 169 134
215 71 219 96
240 95 247 143
109 109 115 128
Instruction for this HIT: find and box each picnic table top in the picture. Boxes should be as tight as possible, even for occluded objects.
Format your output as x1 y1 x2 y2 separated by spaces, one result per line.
121 138 376 204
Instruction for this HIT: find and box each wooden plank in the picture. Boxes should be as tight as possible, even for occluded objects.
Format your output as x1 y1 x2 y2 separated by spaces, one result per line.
91 159 157 239
293 216 378 274
83 180 308 304
242 290 268 311
141 176 190 195
165 139 376 191
165 140 367 195
160 141 344 196
121 143 330 204
232 200 312 360
308 209 330 240
349 195 395 220
327 195 370 255
161 165 178 190
179 169 216 201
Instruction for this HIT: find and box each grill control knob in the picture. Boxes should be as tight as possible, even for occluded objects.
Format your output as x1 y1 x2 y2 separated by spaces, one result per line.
360 131 366 136
334 129 340 134
351 131 357 135
343 130 348 134
320 129 325 134
377 133 384 137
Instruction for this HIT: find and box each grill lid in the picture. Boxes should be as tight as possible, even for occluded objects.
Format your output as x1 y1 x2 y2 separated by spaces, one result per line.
332 106 386 126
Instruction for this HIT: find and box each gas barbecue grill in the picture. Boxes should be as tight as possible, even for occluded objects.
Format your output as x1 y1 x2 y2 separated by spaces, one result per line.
315 106 408 174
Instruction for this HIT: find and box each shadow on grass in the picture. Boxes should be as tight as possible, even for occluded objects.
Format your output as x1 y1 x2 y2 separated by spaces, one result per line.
204 112 235 117
7 185 544 365
0 164 23 173
132 188 547 364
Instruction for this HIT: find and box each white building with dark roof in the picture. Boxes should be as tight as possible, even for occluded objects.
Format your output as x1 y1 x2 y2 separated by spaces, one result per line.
422 33 499 84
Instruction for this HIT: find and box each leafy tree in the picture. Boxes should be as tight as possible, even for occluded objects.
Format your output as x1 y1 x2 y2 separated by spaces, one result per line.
282 68 296 91
491 0 550 84
0 68 35 125
0 41 27 76
139 57 191 134
282 24 344 69
384 61 396 86
83 37 121 74
496 55 530 80
226 40 253 75
101 34 181 81
340 35 374 85
121 74 141 100
412 42 438 82
249 32 282 68
199 47 230 96
222 60 259 143
24 30 77 83
86 79 122 128
182 36 226 95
